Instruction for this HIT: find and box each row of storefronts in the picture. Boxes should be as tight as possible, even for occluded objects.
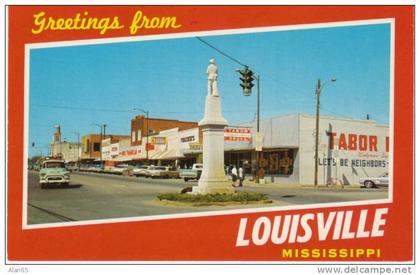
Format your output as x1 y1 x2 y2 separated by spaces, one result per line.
50 113 389 185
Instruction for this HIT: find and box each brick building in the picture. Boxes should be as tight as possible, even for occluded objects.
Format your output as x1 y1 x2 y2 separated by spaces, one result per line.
130 116 198 146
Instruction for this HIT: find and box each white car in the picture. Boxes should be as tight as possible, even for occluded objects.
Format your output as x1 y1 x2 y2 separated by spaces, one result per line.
110 164 134 176
359 172 389 188
145 166 179 179
133 165 150 177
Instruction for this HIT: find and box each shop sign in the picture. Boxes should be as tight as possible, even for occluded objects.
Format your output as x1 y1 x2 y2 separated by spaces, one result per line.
146 143 155 151
110 144 119 157
224 127 252 142
189 142 202 150
181 135 195 143
151 136 167 145
326 132 390 152
120 146 142 157
102 138 111 147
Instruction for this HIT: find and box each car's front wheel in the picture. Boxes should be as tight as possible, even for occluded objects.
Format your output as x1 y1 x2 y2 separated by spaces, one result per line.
364 181 375 188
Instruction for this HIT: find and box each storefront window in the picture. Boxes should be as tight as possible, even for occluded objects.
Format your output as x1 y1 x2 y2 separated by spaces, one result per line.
260 149 295 175
225 149 296 176
93 142 100 152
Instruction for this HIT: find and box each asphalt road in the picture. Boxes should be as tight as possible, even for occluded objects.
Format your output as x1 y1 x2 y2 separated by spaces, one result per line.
27 171 388 225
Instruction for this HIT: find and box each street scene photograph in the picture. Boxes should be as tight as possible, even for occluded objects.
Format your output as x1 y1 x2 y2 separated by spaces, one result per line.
26 21 391 226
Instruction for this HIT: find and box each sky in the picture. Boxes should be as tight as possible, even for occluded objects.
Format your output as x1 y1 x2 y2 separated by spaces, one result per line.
28 22 391 157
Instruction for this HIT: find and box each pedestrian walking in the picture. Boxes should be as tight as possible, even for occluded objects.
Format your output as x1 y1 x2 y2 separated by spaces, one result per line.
238 166 244 187
231 165 238 186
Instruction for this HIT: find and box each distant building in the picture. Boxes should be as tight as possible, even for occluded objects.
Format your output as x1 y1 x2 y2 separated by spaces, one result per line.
81 134 130 161
49 125 80 163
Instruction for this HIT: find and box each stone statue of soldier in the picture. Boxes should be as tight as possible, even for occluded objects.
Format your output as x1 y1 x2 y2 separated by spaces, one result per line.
207 58 219 96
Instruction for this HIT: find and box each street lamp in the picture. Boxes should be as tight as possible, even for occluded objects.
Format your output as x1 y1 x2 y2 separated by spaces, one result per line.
133 108 150 162
72 132 80 168
92 123 105 163
314 78 336 187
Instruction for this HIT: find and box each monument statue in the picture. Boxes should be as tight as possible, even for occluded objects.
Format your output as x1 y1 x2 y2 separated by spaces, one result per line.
207 58 219 96
192 59 234 194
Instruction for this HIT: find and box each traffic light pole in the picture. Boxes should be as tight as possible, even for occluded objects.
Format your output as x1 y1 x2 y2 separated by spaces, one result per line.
255 74 260 184
238 68 261 183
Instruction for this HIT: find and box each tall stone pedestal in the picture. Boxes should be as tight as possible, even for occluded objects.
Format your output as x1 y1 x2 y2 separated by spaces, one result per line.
192 95 235 194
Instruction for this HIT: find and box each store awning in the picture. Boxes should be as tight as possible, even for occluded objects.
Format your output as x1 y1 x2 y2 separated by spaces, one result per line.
149 150 166 160
160 148 181 160
180 149 202 156
113 155 133 162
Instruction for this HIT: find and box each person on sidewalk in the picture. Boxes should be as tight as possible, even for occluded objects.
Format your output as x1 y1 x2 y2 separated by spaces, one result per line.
238 166 244 187
231 165 238 186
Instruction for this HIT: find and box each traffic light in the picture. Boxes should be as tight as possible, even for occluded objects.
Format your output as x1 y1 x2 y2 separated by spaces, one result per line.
238 69 254 96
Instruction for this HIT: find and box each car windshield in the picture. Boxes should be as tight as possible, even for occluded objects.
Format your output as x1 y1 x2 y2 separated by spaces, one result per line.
43 162 65 168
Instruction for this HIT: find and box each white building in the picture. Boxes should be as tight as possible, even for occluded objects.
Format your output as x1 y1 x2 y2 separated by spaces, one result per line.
49 124 81 163
225 114 389 186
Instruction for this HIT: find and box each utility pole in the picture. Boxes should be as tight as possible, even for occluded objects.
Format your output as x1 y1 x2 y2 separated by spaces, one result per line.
92 123 105 164
314 78 336 186
314 79 321 187
72 132 80 169
145 111 149 161
99 126 103 163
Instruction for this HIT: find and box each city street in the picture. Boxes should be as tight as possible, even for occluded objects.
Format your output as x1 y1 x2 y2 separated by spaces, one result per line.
27 171 388 225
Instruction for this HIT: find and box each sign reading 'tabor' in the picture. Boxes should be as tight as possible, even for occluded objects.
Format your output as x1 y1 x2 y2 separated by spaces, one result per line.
224 127 252 142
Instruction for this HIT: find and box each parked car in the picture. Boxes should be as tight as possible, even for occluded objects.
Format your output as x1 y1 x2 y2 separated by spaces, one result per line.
87 164 104 173
39 159 70 188
133 165 150 177
111 164 134 176
359 172 389 188
103 166 114 174
78 164 91 172
146 166 179 179
65 163 79 172
179 163 203 182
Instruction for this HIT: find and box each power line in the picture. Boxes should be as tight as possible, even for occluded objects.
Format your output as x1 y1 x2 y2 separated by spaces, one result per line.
196 37 248 68
32 104 133 113
32 104 256 115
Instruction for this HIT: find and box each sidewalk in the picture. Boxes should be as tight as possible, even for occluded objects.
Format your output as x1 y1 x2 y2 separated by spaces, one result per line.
232 178 360 190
